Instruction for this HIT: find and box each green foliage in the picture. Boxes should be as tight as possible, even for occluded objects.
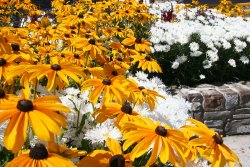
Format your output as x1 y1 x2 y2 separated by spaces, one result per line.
0 147 14 167
151 34 250 86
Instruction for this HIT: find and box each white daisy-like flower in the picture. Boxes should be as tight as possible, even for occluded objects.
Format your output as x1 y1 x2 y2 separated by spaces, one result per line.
84 121 122 145
171 61 180 69
228 59 236 67
189 42 199 52
240 56 249 64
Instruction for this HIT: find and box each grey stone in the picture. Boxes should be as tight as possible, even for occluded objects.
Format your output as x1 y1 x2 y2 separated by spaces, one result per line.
180 89 203 103
230 83 250 107
191 102 203 111
204 120 224 128
201 89 225 111
234 108 250 114
233 114 250 119
225 119 250 135
196 84 216 89
204 110 231 121
216 88 239 110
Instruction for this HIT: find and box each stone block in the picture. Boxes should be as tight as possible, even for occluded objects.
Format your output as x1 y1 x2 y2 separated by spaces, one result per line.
191 102 203 112
230 83 250 107
204 111 231 121
204 120 224 129
233 114 250 119
234 108 250 114
180 89 203 103
201 89 225 111
225 119 250 135
216 88 238 110
196 84 216 89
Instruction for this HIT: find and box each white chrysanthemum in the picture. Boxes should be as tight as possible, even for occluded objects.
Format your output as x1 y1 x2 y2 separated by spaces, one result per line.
207 50 219 62
171 61 180 69
84 121 122 145
199 74 206 80
240 56 249 64
190 51 202 57
228 59 236 67
189 42 199 52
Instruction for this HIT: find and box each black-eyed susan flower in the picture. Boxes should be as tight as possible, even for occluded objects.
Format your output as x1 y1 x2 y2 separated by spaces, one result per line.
122 35 151 53
81 75 126 104
0 54 19 80
125 79 164 111
182 118 242 167
0 88 70 153
6 143 76 167
0 89 19 104
131 53 162 73
28 57 85 92
93 102 138 127
121 116 187 167
77 138 133 167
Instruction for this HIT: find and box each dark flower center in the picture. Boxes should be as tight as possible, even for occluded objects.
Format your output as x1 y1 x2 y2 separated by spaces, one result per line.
135 37 142 44
155 126 167 137
51 64 61 71
64 34 70 38
74 53 80 59
0 58 7 66
112 71 118 76
88 39 96 45
145 55 151 61
116 56 123 61
189 135 199 141
138 86 145 90
102 78 111 85
17 100 33 112
121 103 132 115
0 90 5 98
78 14 84 18
213 134 223 145
61 53 65 58
125 10 129 14
29 143 48 160
70 25 76 29
11 44 20 51
109 154 125 167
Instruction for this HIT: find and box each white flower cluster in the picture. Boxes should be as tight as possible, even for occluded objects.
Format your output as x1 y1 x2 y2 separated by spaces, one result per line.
149 1 250 69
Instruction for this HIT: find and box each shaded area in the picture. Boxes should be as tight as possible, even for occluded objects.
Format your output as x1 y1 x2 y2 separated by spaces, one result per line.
31 0 52 10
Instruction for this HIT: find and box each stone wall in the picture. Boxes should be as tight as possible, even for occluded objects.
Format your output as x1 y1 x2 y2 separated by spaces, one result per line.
175 82 250 136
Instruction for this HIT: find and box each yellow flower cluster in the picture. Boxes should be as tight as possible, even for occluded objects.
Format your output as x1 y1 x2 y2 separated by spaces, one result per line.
0 0 242 166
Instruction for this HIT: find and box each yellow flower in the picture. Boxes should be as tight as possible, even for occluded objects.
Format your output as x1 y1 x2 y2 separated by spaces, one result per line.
6 143 76 167
48 142 86 159
131 53 162 73
125 79 164 111
77 138 133 167
0 54 19 80
122 36 151 53
28 57 85 91
0 89 19 104
93 102 138 127
81 76 126 104
121 116 187 167
0 88 70 153
182 118 242 167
